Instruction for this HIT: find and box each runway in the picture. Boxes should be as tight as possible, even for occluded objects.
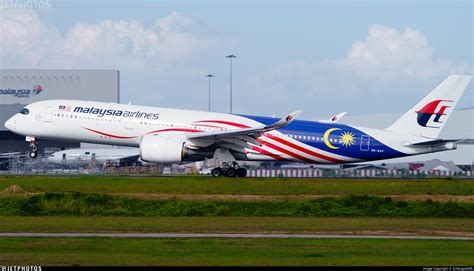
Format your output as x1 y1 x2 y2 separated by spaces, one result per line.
0 233 473 240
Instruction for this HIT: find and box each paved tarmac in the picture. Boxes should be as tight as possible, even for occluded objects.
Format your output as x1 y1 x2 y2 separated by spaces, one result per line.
0 233 473 240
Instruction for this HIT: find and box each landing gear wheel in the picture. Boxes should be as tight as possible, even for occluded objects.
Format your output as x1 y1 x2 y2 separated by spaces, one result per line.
29 151 38 159
27 138 38 159
211 168 223 177
224 168 236 178
236 168 247 178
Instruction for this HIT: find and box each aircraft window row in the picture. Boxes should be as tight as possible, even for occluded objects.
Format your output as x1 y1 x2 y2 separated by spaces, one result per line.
51 113 226 132
136 121 213 131
51 113 221 131
54 113 125 123
287 134 342 143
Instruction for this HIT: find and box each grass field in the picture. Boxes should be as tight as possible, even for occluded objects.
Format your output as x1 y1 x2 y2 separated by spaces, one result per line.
0 237 472 266
1 175 473 266
1 176 473 196
0 216 473 236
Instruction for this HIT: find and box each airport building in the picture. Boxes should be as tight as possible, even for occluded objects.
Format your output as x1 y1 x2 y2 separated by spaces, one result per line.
0 69 120 153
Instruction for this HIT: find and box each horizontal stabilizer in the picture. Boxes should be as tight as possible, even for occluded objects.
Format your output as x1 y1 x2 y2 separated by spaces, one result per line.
406 138 474 147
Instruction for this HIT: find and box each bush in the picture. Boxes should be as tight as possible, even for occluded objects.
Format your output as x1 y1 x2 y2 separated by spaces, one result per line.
0 192 473 218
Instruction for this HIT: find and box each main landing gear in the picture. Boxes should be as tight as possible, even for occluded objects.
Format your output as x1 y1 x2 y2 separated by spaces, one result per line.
26 136 38 159
211 162 247 178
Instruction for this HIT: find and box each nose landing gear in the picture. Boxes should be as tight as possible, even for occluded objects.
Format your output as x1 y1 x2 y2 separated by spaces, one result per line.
212 162 247 178
26 136 38 159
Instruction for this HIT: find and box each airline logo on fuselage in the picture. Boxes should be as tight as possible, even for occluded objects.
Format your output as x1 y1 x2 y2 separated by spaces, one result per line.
416 100 453 128
73 106 160 120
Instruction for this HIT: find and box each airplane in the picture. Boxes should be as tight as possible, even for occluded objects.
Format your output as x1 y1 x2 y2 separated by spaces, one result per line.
3 75 472 177
48 148 142 166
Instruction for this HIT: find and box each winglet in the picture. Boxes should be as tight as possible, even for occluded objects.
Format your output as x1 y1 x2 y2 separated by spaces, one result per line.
320 112 347 123
264 110 302 130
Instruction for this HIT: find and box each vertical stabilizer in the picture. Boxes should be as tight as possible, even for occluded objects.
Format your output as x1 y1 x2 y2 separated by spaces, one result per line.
386 75 471 139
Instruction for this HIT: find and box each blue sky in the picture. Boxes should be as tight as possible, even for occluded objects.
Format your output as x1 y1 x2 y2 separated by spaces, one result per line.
2 0 472 118
46 1 471 61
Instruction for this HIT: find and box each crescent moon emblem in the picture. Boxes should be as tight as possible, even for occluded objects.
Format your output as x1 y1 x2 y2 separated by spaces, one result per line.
323 128 341 149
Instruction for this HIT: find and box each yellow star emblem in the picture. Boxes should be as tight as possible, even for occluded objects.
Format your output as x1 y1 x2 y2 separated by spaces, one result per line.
339 131 355 147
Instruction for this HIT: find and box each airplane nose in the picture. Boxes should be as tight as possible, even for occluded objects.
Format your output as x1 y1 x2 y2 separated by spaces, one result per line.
4 116 17 131
4 118 12 130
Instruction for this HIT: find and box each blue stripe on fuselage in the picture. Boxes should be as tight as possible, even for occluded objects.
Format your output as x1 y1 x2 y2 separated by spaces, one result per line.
240 115 406 162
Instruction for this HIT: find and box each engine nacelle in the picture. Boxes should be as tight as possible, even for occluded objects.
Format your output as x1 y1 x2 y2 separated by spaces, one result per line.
140 134 187 163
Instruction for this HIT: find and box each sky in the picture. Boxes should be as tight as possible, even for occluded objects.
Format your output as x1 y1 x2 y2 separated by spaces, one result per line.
0 0 472 119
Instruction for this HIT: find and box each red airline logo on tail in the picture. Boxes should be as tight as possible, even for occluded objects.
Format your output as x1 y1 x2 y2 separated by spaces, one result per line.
416 100 453 128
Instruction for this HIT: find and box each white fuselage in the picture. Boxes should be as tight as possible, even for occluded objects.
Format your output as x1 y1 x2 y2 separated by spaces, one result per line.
4 99 453 164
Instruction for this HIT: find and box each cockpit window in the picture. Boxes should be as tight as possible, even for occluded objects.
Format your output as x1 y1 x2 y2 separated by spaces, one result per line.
20 108 30 115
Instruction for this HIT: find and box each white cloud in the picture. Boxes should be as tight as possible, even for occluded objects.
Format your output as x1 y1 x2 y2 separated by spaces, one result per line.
153 11 213 61
0 9 214 69
0 9 60 67
241 25 470 115
1 12 469 116
344 25 467 82
62 20 160 58
156 11 192 33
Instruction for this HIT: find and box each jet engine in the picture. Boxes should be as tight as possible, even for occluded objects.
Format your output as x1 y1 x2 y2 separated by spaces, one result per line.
139 134 188 163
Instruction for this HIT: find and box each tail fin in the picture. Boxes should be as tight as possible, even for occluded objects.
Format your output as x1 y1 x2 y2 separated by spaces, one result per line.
386 75 472 139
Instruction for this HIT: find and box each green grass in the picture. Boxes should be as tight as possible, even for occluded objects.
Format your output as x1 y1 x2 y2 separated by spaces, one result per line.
0 176 472 265
0 237 472 266
1 176 473 195
1 192 473 217
0 216 473 235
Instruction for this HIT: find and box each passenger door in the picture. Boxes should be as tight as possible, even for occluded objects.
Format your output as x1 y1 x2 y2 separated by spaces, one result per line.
360 135 370 151
125 120 135 130
44 106 53 123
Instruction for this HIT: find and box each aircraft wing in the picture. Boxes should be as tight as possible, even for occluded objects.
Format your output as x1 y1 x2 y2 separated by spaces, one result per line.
187 110 302 141
118 154 141 163
406 138 474 147
0 152 21 157
457 139 474 145
319 112 347 123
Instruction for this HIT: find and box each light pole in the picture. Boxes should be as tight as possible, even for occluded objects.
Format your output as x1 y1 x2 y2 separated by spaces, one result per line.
205 74 214 112
226 54 236 114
